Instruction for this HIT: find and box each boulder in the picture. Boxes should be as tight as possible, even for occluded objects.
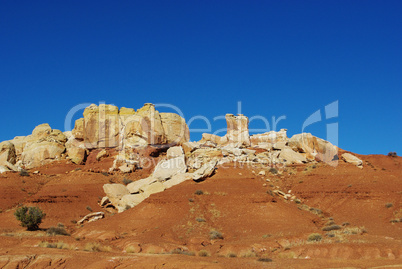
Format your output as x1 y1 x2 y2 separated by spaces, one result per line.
250 129 288 146
21 141 66 169
96 149 108 161
279 147 307 164
167 146 184 159
103 184 130 205
153 156 187 181
72 118 84 140
163 173 193 189
193 159 218 181
200 133 227 146
0 141 16 166
77 212 105 224
182 142 200 155
160 113 190 144
140 181 165 198
223 114 250 147
117 193 147 212
127 176 156 193
67 147 87 165
0 166 10 173
118 163 135 173
288 133 337 163
341 153 363 168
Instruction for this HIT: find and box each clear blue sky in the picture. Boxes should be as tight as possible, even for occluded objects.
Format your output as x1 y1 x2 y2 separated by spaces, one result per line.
1 1 401 155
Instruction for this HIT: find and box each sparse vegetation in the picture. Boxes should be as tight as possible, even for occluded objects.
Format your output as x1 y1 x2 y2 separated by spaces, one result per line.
84 242 111 252
46 226 70 236
322 225 342 231
385 203 393 208
198 249 210 257
307 233 322 242
123 178 133 185
101 172 109 176
170 248 195 256
38 241 71 249
86 206 93 212
19 169 30 177
194 190 204 195
14 206 45 231
258 257 273 262
209 230 224 240
196 217 206 222
387 152 397 157
269 167 278 175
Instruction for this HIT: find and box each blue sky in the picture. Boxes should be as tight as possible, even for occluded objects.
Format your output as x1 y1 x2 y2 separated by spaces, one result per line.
0 1 401 155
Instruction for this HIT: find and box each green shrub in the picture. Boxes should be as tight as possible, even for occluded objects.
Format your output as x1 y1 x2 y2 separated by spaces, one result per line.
14 206 46 231
269 168 278 175
385 203 393 208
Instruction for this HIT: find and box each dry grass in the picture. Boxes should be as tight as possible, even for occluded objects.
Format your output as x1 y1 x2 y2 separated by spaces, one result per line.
83 242 112 252
198 249 211 257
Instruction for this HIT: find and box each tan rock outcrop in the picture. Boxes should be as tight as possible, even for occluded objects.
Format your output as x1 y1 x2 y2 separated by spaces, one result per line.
288 133 337 163
0 141 16 166
250 129 288 147
223 114 250 147
80 104 120 149
278 147 307 164
67 147 87 165
341 153 363 168
21 124 67 169
160 113 190 145
136 103 166 145
103 184 130 206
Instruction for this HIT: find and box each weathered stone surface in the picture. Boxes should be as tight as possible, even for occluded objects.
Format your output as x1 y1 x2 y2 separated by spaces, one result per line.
72 118 84 140
0 141 16 166
182 142 199 155
193 159 218 181
96 149 108 161
140 181 165 198
288 133 337 163
250 129 288 146
0 166 10 173
167 146 184 159
22 140 66 169
342 153 363 168
9 136 26 157
153 156 186 181
77 212 105 224
160 113 190 145
126 176 156 193
103 184 130 205
136 103 166 145
163 173 193 189
223 114 250 147
80 104 120 149
118 163 135 173
279 147 307 164
117 193 147 212
200 133 227 146
67 147 87 165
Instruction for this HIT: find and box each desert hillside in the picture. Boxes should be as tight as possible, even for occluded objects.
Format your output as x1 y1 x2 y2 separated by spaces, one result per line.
0 104 400 268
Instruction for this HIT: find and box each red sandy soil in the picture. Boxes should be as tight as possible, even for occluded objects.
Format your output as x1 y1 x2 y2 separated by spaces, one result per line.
0 149 400 268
